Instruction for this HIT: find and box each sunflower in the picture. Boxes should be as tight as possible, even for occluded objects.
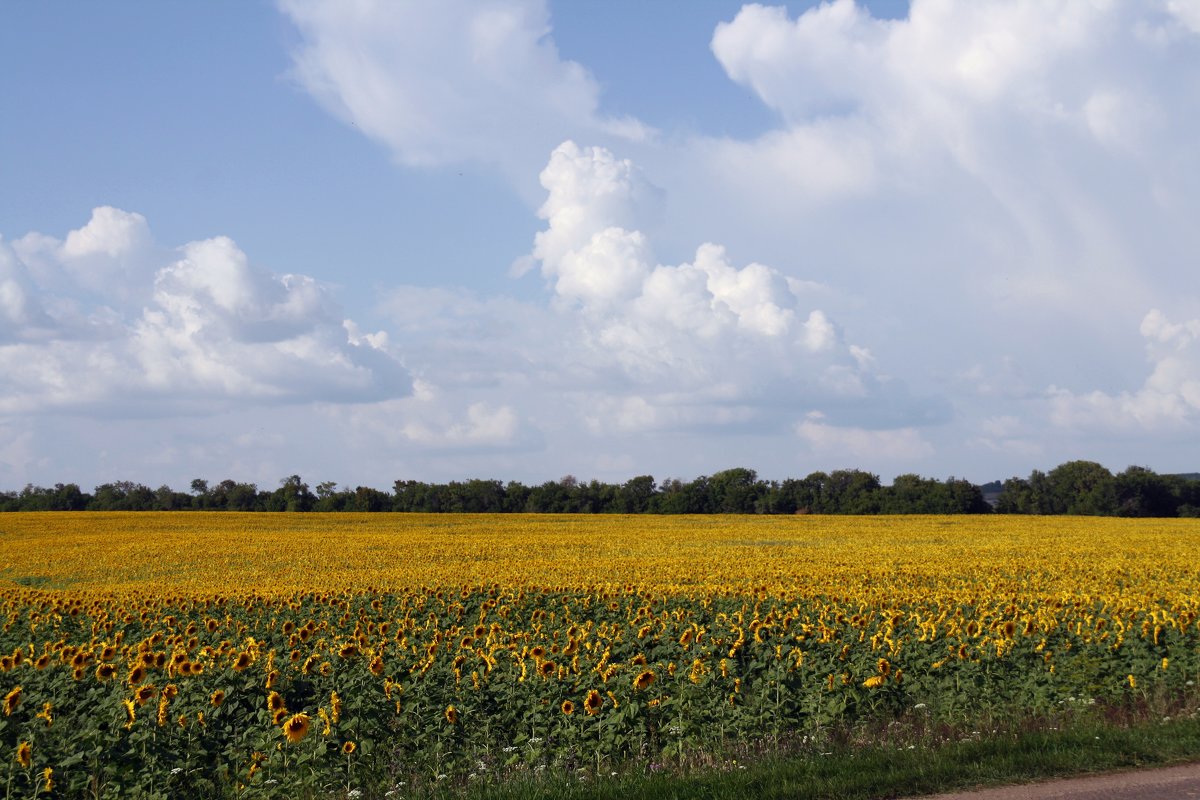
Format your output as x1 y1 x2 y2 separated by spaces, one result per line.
15 741 30 769
267 691 286 713
342 740 356 755
157 695 171 727
876 658 891 677
95 663 117 681
272 707 289 725
36 702 52 727
210 690 226 707
41 766 53 792
282 712 311 743
33 654 50 670
561 700 575 715
123 698 136 729
584 689 603 715
330 691 342 723
127 665 147 685
863 675 885 688
337 643 358 659
633 670 655 691
445 704 458 725
134 684 157 706
369 656 385 676
231 652 252 671
538 659 556 679
529 646 545 660
3 686 20 716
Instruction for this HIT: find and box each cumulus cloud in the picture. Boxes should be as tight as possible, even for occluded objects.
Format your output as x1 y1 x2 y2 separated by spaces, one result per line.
0 209 410 415
531 141 852 374
1048 309 1200 432
693 0 1199 325
279 0 648 183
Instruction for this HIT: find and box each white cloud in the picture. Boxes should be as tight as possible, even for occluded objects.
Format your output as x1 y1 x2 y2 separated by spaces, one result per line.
691 0 1197 329
529 141 866 395
795 415 935 461
330 393 534 454
0 209 411 415
1167 0 1200 34
279 0 648 182
1048 309 1200 432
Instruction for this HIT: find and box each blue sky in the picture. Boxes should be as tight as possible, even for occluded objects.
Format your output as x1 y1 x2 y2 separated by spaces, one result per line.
2 1 1199 492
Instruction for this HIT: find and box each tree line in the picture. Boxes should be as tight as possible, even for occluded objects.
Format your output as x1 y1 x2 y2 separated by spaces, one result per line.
3 461 1196 516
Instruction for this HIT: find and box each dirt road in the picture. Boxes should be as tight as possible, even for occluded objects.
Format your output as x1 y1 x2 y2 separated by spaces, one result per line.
909 761 1200 799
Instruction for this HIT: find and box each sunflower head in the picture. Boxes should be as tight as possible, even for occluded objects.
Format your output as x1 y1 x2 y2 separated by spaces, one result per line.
210 690 226 707
134 685 157 706
3 687 20 716
282 712 311 743
267 691 286 713
15 741 30 769
584 689 603 715
561 700 575 715
330 691 342 723
231 652 252 671
633 670 655 691
342 741 356 755
444 704 458 725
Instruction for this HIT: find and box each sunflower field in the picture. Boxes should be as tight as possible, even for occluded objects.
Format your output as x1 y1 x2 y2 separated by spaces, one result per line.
0 512 1196 798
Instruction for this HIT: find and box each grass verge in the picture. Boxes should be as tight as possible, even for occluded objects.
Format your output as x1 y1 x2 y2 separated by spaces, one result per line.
395 711 1200 800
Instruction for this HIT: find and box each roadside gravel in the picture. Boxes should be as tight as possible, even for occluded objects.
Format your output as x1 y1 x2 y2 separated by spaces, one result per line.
908 761 1200 799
